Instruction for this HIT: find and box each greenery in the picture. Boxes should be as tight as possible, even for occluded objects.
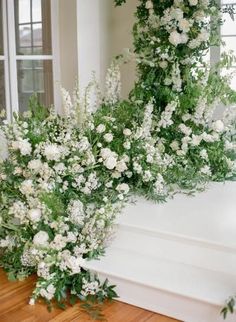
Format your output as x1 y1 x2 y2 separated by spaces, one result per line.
0 0 236 320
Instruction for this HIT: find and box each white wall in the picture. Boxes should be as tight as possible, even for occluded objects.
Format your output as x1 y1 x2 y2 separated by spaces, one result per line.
59 0 78 95
76 0 137 97
110 1 137 98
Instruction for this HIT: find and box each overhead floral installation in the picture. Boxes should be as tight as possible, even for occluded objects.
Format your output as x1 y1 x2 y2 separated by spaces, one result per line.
0 0 236 319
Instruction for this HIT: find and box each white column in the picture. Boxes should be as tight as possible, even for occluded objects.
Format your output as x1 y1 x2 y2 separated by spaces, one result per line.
76 0 111 92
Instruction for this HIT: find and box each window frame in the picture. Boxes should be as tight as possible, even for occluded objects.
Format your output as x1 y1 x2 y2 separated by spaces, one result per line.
1 0 61 119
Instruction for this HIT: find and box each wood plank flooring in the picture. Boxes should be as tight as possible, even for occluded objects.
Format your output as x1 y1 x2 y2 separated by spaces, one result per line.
0 269 181 322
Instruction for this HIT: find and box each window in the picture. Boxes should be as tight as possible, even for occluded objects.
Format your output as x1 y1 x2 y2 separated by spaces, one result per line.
221 0 236 90
1 0 60 119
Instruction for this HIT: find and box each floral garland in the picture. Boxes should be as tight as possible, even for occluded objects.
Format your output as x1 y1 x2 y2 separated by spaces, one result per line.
0 0 236 319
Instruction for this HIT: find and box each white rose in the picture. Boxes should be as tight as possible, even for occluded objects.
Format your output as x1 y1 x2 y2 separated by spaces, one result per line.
104 133 113 143
145 0 153 10
123 128 132 136
169 31 182 46
179 19 191 33
33 231 49 247
96 124 106 133
212 120 224 133
116 160 128 173
100 148 112 160
116 183 130 194
28 209 42 222
104 156 117 170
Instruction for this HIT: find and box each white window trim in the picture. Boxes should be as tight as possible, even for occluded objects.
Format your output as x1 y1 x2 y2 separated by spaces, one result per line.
2 0 61 118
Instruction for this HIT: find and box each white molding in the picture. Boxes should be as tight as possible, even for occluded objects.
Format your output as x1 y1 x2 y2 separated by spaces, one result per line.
2 0 11 121
6 0 19 114
15 55 53 60
51 0 61 114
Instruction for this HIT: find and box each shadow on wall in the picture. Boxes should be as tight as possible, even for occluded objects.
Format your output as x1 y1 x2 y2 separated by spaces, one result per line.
110 0 138 99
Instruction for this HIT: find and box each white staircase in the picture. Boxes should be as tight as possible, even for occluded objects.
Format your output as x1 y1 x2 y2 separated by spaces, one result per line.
84 182 236 322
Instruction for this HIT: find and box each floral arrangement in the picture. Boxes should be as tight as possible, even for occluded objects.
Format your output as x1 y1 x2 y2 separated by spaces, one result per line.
115 0 236 318
0 0 236 319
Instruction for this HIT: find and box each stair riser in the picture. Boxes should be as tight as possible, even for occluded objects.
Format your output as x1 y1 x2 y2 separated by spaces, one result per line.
111 228 236 275
89 272 236 322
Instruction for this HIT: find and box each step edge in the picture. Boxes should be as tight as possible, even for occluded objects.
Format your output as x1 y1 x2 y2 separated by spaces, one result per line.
84 262 224 307
116 223 236 254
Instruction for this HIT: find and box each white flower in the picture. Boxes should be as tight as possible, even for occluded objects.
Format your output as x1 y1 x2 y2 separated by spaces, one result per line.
159 61 168 69
200 149 208 160
33 231 49 247
170 141 179 151
179 124 192 136
116 183 130 194
123 128 132 136
123 141 131 150
212 120 224 133
28 209 42 223
68 200 85 225
20 179 34 195
104 133 113 143
200 165 212 176
29 298 35 305
104 156 117 170
191 135 202 146
28 159 42 172
44 144 61 161
96 124 106 133
66 255 85 274
178 19 191 33
189 0 198 5
169 31 182 46
116 160 128 173
12 139 32 156
146 0 153 10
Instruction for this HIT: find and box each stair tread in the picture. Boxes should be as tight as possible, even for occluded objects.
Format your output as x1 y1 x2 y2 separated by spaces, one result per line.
118 182 236 249
84 247 236 306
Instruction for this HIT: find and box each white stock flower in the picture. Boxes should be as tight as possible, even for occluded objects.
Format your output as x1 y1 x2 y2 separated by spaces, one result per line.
33 231 49 247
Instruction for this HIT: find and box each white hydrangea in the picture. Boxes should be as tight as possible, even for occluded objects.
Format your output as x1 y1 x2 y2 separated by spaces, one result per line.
20 179 34 196
28 159 42 173
12 139 32 156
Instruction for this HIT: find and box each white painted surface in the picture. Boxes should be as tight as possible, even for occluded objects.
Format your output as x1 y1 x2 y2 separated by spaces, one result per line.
84 182 236 322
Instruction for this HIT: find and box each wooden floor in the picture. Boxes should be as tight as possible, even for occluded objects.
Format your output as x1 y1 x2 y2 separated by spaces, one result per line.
0 269 180 322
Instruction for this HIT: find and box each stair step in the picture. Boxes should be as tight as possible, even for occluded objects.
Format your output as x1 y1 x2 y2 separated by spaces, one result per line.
118 182 236 250
111 227 236 275
84 247 236 322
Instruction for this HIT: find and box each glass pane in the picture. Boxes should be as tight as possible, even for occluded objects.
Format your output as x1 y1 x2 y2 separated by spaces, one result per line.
221 12 236 36
0 61 5 115
0 0 3 55
19 0 30 24
32 0 41 22
17 60 53 112
15 0 52 55
222 36 236 62
221 0 236 3
221 68 236 90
